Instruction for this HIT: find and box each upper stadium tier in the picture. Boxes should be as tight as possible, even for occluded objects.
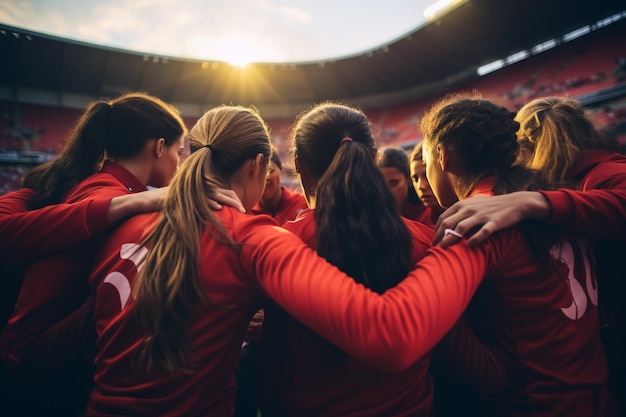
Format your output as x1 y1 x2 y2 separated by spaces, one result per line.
1 0 625 118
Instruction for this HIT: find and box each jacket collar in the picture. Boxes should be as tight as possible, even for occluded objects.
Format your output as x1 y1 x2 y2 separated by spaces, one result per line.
100 160 147 193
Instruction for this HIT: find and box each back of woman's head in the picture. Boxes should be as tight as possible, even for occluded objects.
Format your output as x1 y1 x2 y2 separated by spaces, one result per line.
23 92 186 209
377 146 420 205
188 105 271 179
422 93 557 264
105 93 186 159
132 105 270 374
515 96 617 184
292 102 412 294
420 92 540 194
293 102 374 178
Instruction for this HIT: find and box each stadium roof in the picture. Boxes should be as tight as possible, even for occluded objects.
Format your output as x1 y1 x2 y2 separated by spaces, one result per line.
1 0 625 118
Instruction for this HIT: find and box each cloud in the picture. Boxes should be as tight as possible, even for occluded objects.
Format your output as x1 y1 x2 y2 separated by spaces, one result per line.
0 0 26 22
254 0 312 23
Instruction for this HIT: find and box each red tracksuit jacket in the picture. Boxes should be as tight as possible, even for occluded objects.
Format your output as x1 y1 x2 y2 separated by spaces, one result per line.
443 177 617 417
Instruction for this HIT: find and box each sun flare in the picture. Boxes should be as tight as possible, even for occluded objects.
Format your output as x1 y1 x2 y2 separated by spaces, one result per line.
214 35 264 67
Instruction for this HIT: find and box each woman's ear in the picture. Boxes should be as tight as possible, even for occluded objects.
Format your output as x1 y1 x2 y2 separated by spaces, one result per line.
436 143 449 171
294 156 301 174
252 153 265 177
153 138 165 158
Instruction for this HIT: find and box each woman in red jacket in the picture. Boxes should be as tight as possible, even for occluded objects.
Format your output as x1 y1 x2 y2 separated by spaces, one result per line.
1 92 188 416
249 147 307 225
84 104 509 417
433 96 626 409
266 102 434 416
419 93 619 416
377 145 433 225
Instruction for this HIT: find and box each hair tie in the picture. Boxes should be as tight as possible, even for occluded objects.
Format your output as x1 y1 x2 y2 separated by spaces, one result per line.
204 143 218 160
340 137 353 144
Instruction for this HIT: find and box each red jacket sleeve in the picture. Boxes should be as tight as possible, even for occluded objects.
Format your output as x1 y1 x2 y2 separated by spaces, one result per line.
0 188 33 216
239 222 493 372
540 188 626 240
0 189 112 263
539 151 626 240
539 160 626 241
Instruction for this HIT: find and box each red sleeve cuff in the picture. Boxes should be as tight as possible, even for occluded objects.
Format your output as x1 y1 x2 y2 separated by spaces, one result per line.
538 190 574 228
86 198 113 235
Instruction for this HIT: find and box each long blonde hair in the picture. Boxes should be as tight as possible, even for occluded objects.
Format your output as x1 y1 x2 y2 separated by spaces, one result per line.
132 105 270 373
515 97 616 185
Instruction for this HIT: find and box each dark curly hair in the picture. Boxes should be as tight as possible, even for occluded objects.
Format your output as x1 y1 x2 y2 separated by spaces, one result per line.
419 92 557 265
419 92 547 196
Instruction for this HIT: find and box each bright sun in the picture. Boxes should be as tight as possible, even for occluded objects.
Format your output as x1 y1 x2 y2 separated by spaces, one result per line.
214 36 263 67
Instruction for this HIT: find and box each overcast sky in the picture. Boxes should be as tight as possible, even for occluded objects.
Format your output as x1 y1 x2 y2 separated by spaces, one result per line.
0 0 457 64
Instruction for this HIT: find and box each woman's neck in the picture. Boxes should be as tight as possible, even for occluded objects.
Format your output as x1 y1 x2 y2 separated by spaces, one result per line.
111 158 150 186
